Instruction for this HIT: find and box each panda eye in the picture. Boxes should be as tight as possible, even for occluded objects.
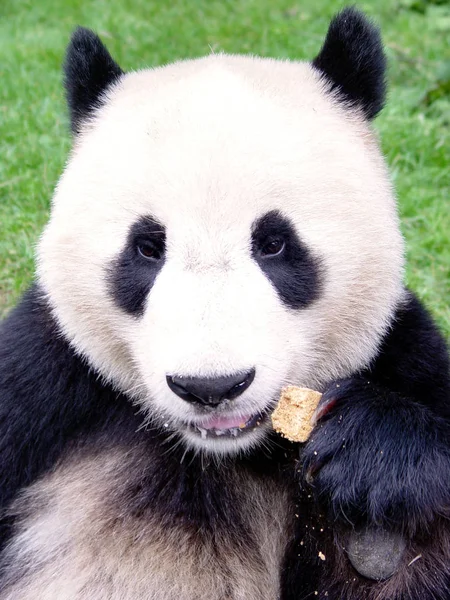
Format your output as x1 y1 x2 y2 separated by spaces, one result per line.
260 238 285 258
137 241 164 261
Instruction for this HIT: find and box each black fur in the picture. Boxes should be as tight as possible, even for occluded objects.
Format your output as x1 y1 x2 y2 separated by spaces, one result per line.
114 429 296 540
1 286 449 599
64 27 124 134
0 286 135 548
108 216 166 316
312 7 386 119
302 293 450 534
299 292 450 599
251 210 322 309
1 9 449 596
0 286 294 544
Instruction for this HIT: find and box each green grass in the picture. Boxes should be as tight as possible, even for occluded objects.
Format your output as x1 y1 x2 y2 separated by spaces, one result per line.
1 0 449 339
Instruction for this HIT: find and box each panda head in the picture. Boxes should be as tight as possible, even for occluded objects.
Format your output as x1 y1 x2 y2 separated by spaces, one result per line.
38 8 404 456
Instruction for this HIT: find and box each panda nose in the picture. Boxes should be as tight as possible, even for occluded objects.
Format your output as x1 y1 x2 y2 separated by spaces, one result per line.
166 369 256 407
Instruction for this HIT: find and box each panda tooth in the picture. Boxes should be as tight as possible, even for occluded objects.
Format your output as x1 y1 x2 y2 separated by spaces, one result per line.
193 421 258 439
198 427 208 440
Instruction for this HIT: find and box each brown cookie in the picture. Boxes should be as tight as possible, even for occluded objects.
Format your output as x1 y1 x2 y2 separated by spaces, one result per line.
271 386 322 442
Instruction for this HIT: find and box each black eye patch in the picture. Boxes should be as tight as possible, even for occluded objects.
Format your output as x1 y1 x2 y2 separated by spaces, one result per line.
251 210 322 309
108 216 166 316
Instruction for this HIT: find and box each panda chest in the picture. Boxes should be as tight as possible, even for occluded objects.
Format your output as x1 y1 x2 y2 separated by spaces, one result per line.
1 447 294 600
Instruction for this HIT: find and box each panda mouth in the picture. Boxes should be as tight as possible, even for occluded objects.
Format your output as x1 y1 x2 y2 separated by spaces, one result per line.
188 412 267 439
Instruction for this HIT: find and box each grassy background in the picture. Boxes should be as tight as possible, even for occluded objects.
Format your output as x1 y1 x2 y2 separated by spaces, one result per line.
1 0 449 339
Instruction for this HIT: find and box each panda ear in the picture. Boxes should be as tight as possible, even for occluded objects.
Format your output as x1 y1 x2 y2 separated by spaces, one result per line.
64 27 124 134
312 7 386 120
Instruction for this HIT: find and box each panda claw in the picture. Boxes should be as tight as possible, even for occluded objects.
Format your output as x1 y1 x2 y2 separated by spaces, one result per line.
311 396 338 426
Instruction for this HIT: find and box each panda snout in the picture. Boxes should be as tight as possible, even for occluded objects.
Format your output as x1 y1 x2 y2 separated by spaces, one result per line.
166 369 256 407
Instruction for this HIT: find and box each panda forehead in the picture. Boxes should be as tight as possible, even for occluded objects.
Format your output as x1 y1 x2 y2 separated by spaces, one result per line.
77 53 368 171
105 54 330 127
56 53 393 262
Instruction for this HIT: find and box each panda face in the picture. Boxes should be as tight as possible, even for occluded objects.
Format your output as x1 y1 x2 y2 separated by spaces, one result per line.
38 54 404 456
106 206 321 453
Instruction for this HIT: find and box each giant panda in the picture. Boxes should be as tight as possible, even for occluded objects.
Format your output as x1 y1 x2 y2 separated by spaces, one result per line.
0 7 449 600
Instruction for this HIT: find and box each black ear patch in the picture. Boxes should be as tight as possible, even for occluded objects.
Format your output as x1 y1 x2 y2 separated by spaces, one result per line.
64 27 124 134
312 7 386 120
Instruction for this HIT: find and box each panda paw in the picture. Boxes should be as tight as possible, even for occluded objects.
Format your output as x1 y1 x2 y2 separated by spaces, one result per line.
346 526 406 581
301 377 450 536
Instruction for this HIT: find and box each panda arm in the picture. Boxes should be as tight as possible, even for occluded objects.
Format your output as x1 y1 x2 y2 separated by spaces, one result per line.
300 291 450 594
0 285 125 546
304 290 449 530
364 291 450 420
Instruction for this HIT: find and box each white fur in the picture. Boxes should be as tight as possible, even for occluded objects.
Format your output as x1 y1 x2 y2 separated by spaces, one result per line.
1 447 292 600
37 54 404 454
